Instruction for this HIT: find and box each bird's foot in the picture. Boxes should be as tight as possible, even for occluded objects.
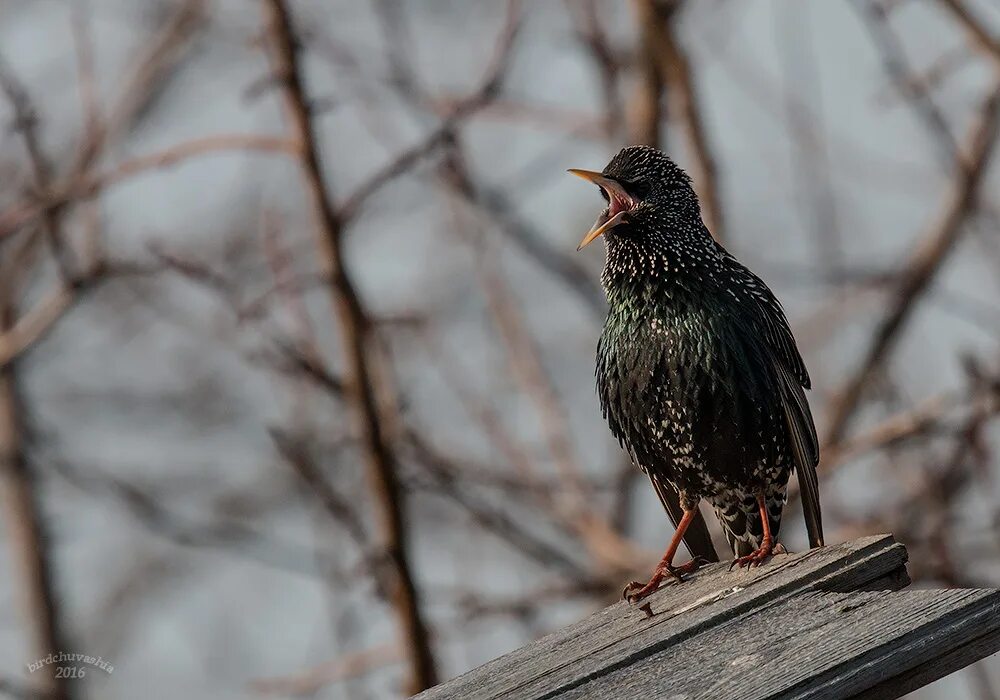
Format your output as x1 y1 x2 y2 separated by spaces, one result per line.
622 559 702 604
729 538 774 570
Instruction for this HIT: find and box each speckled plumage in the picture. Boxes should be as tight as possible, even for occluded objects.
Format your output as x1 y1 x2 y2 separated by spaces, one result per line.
586 146 823 558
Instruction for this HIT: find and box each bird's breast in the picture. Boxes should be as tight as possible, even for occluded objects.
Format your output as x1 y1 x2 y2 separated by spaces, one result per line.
597 281 729 453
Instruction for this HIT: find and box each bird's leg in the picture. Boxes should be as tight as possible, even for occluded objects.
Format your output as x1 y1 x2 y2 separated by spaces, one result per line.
623 508 702 604
730 491 774 569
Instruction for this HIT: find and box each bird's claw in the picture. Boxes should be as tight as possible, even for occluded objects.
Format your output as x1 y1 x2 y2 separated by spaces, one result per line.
729 540 774 570
622 559 701 605
622 580 646 602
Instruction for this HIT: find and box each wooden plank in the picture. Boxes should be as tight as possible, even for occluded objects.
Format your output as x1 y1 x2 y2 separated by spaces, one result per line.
554 588 1000 699
851 626 1000 700
414 535 908 700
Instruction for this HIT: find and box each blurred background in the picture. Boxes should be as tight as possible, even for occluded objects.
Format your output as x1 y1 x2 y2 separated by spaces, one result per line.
0 0 998 698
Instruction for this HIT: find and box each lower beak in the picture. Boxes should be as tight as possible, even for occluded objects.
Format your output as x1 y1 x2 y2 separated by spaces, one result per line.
567 169 631 250
577 210 627 250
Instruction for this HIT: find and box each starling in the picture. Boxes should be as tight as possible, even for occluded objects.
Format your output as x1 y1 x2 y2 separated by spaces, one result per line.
570 146 823 603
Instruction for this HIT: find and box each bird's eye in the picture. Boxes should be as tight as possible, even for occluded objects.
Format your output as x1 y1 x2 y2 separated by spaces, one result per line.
623 179 650 199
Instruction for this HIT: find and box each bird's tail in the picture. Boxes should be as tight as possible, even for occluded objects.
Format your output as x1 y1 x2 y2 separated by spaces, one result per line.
711 488 784 557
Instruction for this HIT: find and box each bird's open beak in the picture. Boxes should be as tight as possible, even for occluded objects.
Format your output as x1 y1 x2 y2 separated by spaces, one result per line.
568 169 632 250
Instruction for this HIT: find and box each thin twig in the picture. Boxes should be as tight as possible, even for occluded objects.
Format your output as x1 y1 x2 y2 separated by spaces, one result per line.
0 57 78 281
337 1 521 224
76 0 209 171
0 135 296 240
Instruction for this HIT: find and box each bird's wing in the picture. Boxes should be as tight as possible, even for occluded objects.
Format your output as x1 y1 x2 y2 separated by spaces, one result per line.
649 474 720 562
723 255 823 548
732 265 812 389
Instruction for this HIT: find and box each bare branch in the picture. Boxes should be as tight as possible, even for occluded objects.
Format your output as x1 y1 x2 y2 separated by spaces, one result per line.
655 5 725 240
0 135 296 240
76 0 209 170
634 0 725 241
261 0 439 691
630 0 665 146
0 302 72 700
270 429 368 551
936 0 1000 72
337 1 521 224
0 57 78 280
566 0 624 142
0 284 73 368
826 85 1000 444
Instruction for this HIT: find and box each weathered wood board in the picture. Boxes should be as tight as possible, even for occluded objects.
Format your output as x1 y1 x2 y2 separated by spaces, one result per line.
414 535 1000 700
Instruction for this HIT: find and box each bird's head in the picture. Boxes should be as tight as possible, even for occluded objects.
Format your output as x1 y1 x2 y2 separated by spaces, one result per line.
569 145 699 250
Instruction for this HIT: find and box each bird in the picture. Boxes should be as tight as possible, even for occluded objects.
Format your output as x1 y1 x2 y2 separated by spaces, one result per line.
569 145 823 604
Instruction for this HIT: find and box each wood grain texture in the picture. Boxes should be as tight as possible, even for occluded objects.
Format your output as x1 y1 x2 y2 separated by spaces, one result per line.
414 536 1000 700
559 589 1000 700
852 625 1000 700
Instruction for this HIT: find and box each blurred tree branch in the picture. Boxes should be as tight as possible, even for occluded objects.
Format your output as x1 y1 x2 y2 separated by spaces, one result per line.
568 0 625 143
936 0 1000 72
826 83 1000 444
631 0 665 147
261 0 439 692
634 0 725 241
0 306 71 700
0 135 296 241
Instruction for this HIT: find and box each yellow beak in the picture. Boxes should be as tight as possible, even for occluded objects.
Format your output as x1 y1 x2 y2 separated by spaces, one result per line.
568 169 631 250
576 211 628 251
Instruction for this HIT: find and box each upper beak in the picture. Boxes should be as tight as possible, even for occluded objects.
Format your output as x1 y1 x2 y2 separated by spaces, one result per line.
567 169 631 250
